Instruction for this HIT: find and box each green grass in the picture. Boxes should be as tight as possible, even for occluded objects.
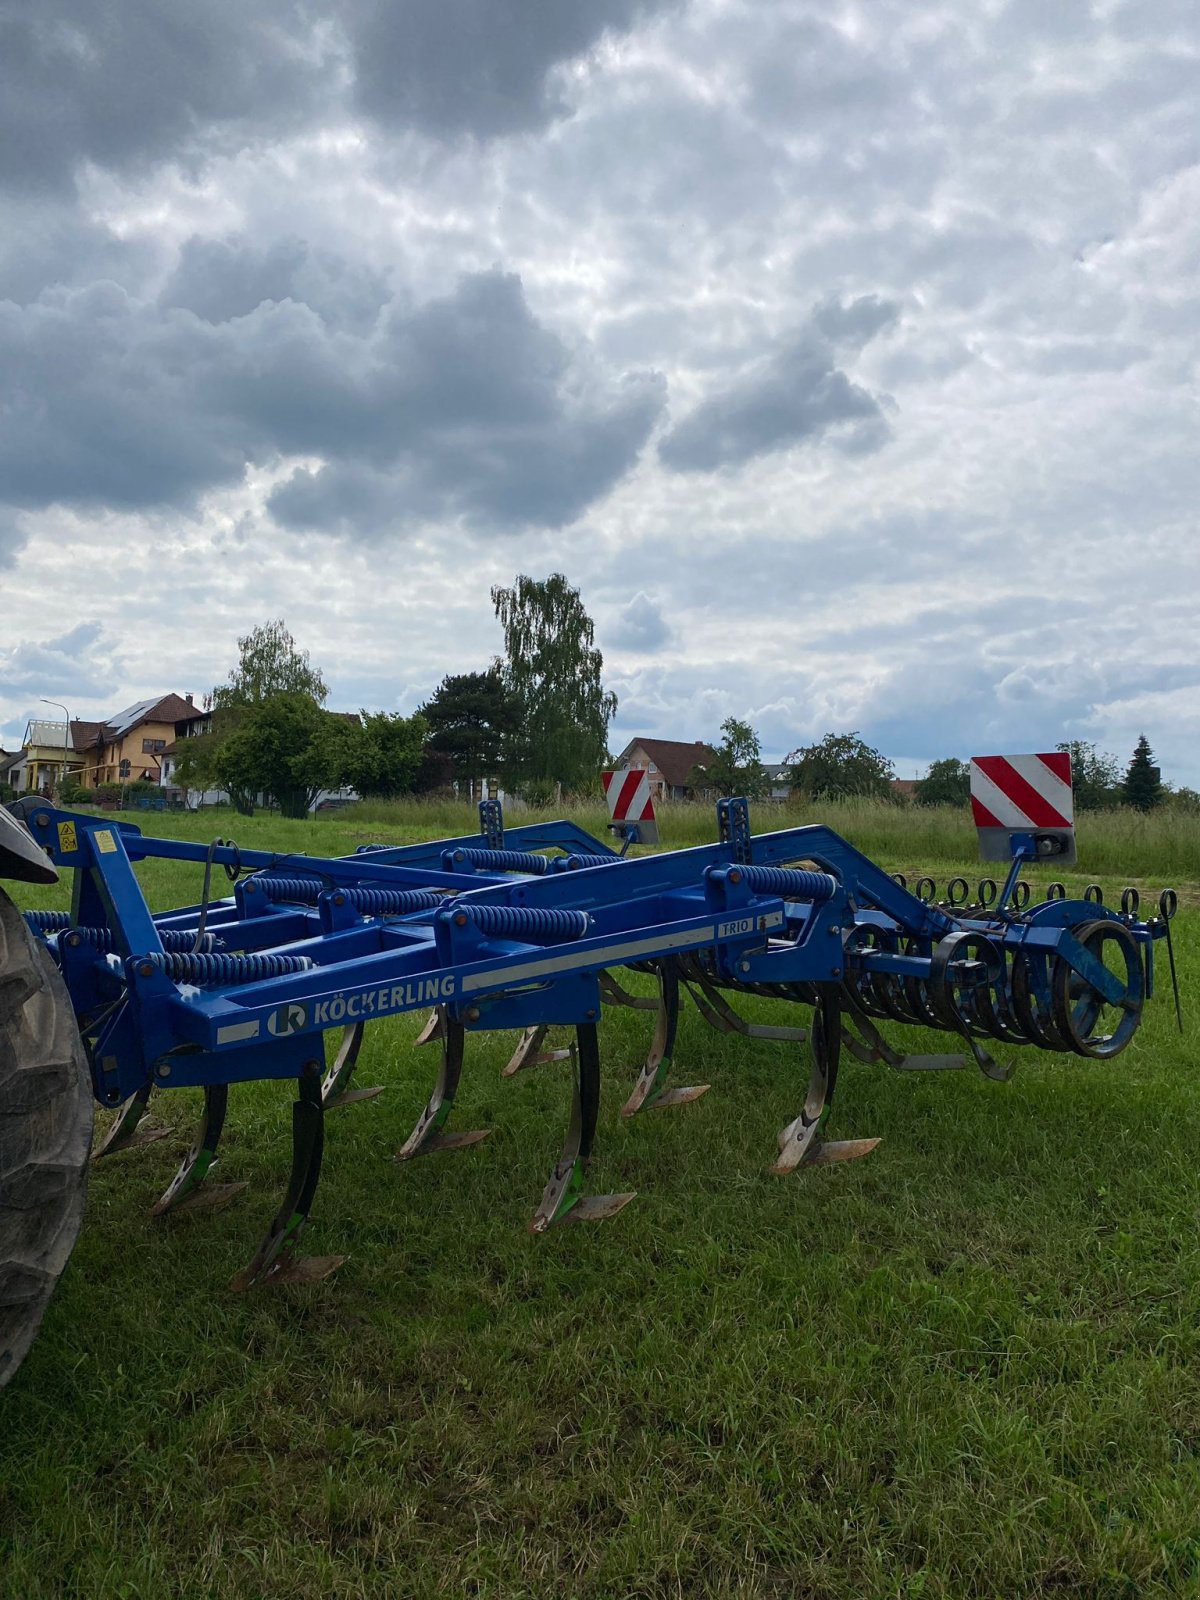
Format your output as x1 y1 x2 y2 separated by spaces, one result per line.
1 800 1198 1598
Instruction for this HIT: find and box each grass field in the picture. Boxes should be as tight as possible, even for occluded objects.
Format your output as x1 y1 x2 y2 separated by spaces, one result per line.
1 799 1197 1598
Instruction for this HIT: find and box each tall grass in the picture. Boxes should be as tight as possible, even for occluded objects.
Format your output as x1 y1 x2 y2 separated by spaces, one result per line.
1 798 1198 1595
345 794 1199 881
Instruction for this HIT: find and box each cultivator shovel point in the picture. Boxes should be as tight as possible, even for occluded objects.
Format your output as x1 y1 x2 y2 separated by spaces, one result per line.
91 1086 171 1158
0 767 1184 1388
394 1016 492 1158
529 1028 636 1232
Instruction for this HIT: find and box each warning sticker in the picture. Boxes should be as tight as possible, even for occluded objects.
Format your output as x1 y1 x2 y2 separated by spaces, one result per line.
57 821 77 853
95 830 117 854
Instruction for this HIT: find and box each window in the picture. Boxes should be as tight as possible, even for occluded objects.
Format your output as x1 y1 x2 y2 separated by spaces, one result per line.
119 759 131 779
142 737 166 753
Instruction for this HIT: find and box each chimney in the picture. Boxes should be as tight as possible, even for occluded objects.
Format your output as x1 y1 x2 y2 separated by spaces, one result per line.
185 693 193 705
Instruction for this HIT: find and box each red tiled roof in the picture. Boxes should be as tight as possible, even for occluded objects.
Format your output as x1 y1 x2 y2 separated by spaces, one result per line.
619 738 719 790
69 719 106 751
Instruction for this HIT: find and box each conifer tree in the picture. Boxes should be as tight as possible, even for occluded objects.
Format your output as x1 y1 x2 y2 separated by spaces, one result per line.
1121 734 1163 812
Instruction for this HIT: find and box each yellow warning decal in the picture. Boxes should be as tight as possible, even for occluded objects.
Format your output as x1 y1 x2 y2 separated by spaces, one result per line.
57 821 77 853
95 830 118 854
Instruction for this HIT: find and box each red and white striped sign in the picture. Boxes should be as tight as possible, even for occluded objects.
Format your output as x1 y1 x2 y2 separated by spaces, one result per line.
970 752 1074 831
603 767 656 826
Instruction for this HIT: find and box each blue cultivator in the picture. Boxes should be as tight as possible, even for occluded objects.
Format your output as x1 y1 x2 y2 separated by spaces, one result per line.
0 793 1179 1388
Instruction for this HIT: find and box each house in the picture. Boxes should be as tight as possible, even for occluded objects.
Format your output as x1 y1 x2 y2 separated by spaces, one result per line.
761 763 794 801
72 695 206 788
614 738 719 802
16 719 86 794
0 750 23 793
890 778 919 803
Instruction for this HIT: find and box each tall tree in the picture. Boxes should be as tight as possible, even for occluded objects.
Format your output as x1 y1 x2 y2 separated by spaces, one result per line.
211 618 328 709
421 668 520 791
491 573 616 798
1121 734 1163 812
340 712 429 799
786 732 894 800
695 717 767 798
178 619 331 813
213 693 345 818
1056 740 1120 811
915 757 970 807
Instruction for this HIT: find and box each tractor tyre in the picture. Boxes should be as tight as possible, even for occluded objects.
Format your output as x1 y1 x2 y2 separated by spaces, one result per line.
0 889 93 1392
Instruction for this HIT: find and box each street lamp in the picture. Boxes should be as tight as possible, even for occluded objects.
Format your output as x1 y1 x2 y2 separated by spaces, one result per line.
39 699 70 797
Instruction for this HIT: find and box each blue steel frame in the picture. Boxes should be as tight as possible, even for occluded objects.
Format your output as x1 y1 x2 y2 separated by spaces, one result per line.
16 799 1167 1113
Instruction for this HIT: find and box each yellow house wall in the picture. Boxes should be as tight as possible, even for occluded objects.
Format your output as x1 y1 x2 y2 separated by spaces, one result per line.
84 720 178 786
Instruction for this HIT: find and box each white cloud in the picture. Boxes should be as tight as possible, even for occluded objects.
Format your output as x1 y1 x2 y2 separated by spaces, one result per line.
1 0 1197 789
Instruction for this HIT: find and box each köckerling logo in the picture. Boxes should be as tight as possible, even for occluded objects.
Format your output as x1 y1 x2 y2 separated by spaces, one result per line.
267 1002 309 1037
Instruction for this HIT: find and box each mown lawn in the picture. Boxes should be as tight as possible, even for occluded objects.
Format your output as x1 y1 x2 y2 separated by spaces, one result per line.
1 801 1197 1598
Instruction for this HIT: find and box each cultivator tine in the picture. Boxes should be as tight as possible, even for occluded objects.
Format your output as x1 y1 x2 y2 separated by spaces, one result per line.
501 1024 574 1078
597 972 662 1012
321 1023 382 1110
151 1084 247 1216
772 993 879 1176
531 1023 635 1231
92 1084 171 1159
682 967 808 1043
230 1062 344 1290
621 959 708 1115
503 1025 574 1077
414 1007 447 1047
840 988 967 1072
395 1016 491 1158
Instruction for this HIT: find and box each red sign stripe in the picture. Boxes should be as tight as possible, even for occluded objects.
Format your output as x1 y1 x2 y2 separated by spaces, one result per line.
973 755 1071 828
1037 751 1071 785
970 796 1005 829
615 768 644 819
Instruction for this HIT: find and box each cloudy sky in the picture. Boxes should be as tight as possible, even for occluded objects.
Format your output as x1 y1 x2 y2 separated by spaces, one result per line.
1 0 1197 783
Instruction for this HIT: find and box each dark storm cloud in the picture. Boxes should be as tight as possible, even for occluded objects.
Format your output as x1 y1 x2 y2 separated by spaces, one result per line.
160 236 390 333
0 1 327 193
0 0 681 194
347 0 679 139
0 267 664 532
658 297 899 473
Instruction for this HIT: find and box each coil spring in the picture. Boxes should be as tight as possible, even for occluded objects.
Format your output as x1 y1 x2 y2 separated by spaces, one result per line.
561 853 620 870
24 910 70 931
23 913 215 953
341 887 445 916
452 904 589 942
142 951 314 985
445 847 552 875
77 927 216 953
254 876 327 904
725 864 838 904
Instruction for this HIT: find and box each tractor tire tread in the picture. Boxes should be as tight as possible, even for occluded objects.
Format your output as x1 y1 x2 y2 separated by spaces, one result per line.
0 890 92 1391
